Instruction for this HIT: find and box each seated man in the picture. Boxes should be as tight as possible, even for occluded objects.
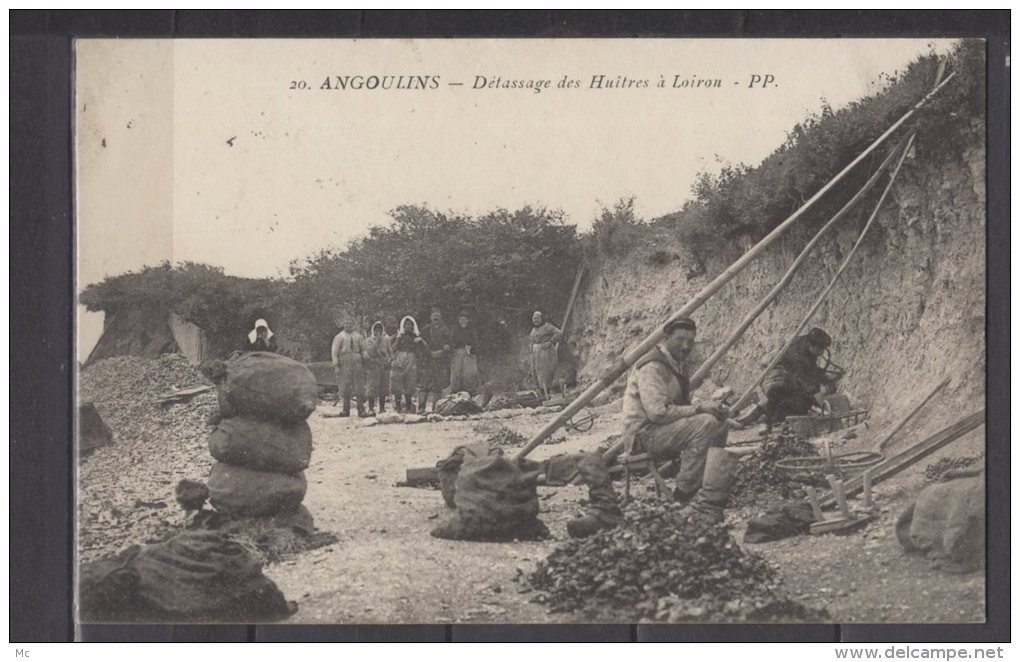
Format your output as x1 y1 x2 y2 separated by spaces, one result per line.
547 316 739 538
737 327 837 431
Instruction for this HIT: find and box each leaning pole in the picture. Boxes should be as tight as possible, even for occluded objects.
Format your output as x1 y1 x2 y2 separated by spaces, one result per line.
513 73 956 464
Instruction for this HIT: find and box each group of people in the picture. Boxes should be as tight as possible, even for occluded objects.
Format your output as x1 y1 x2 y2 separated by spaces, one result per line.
330 307 481 418
244 308 571 419
245 311 840 541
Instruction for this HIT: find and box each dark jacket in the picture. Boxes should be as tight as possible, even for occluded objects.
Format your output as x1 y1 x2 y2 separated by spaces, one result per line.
769 335 829 395
393 333 422 354
450 324 478 352
422 322 453 359
246 336 277 353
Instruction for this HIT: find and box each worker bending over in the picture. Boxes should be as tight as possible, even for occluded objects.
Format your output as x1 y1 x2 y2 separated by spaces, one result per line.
736 327 838 431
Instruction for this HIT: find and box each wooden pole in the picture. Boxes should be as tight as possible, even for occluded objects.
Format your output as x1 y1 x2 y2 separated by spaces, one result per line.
876 377 951 451
688 132 911 391
559 262 586 339
512 75 955 464
730 132 917 414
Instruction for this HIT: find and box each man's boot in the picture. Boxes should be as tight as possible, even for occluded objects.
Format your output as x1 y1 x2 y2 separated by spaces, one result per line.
339 397 351 417
672 485 698 507
566 453 623 539
357 398 370 418
684 447 739 524
405 394 414 413
734 403 766 428
567 483 623 538
378 396 386 413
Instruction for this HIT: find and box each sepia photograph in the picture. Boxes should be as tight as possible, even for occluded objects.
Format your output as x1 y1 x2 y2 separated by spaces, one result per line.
73 37 988 626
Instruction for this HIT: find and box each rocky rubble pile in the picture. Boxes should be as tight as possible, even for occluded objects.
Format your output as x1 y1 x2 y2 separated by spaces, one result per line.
78 355 216 563
485 426 527 447
527 499 827 622
731 426 820 507
925 452 984 483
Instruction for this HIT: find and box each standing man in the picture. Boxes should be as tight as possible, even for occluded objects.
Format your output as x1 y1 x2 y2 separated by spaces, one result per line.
417 307 453 414
449 310 480 395
528 310 562 400
735 327 837 432
331 317 368 418
549 317 738 538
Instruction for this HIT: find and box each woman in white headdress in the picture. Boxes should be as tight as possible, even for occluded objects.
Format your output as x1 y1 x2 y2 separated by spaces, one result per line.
246 318 277 353
390 315 424 413
363 320 394 415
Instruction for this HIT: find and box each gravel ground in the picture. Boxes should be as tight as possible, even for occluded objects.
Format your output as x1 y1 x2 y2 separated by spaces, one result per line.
77 361 986 623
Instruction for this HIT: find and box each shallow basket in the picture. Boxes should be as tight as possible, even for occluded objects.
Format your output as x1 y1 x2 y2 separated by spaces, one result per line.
785 409 869 438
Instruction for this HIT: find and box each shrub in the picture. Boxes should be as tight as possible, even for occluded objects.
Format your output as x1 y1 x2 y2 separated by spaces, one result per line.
666 41 984 243
590 197 645 258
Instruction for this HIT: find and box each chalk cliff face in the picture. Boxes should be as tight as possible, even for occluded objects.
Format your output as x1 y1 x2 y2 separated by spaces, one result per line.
571 120 986 440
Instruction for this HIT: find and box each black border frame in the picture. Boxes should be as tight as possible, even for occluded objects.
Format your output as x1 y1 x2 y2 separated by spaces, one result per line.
10 9 1010 643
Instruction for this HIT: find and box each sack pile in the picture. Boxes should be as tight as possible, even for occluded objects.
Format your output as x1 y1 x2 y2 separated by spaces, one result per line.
431 443 549 542
204 352 318 518
435 392 483 416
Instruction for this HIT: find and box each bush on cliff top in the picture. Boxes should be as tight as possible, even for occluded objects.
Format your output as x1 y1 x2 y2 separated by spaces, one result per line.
662 41 984 244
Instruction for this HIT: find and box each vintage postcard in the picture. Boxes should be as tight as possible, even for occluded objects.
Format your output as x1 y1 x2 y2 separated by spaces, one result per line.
75 38 987 625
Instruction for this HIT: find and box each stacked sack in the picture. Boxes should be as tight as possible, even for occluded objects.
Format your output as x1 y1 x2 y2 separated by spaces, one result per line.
203 352 318 518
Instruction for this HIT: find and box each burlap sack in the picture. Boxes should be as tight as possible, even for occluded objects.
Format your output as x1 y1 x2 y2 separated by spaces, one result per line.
208 416 312 473
431 445 548 541
223 352 317 422
207 462 307 517
133 530 291 620
436 442 489 509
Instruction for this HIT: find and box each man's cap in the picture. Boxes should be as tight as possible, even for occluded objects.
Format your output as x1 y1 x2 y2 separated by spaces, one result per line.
664 317 696 334
806 327 832 349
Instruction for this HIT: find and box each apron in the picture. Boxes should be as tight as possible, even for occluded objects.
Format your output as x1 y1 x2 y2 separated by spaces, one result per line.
390 350 418 395
449 348 480 394
335 353 364 398
530 341 558 389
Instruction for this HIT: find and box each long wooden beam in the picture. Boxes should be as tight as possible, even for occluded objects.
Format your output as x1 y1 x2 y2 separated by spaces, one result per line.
730 132 916 413
513 73 956 464
819 409 984 509
875 377 950 451
688 132 911 391
559 262 586 339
